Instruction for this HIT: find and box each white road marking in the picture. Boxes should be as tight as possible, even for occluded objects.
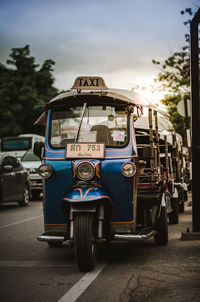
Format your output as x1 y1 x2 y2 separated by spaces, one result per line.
0 215 42 230
58 264 106 302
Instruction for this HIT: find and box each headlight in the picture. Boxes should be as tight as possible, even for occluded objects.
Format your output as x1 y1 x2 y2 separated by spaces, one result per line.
38 164 53 179
76 162 95 180
121 162 136 177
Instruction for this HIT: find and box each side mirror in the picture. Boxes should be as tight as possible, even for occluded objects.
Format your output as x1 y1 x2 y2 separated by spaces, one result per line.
3 165 13 171
142 145 151 160
33 142 44 160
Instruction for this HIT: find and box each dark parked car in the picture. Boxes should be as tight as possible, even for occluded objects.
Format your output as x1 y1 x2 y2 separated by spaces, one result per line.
0 155 31 207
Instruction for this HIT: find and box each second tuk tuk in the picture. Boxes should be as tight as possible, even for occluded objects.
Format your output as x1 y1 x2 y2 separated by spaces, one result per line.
135 114 188 225
35 76 170 272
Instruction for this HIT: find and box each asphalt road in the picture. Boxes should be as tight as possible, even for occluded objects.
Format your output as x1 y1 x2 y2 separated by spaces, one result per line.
0 197 200 302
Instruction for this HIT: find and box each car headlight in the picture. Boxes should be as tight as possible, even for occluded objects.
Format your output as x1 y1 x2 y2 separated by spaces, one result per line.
29 168 38 174
121 162 136 177
76 162 95 181
38 164 53 179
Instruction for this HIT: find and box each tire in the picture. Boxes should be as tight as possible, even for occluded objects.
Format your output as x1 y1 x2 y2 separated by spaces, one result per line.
179 202 185 213
74 213 97 272
48 242 63 248
18 185 30 207
178 189 185 213
154 206 168 246
179 190 188 213
168 198 179 224
31 191 41 200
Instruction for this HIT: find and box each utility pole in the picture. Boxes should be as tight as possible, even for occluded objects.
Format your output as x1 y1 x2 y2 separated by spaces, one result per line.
190 8 200 232
182 8 200 239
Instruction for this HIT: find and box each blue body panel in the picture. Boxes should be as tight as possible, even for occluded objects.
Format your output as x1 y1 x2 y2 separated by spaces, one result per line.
101 159 134 222
44 110 137 225
63 187 112 203
44 160 73 224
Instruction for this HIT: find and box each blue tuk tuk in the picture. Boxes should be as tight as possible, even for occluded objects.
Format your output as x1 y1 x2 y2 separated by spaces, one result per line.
35 76 169 272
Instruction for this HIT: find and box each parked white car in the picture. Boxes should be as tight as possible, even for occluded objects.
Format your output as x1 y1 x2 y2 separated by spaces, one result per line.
21 150 42 200
0 134 45 159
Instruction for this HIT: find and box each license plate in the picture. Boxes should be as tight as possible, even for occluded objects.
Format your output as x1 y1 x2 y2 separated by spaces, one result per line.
66 143 105 159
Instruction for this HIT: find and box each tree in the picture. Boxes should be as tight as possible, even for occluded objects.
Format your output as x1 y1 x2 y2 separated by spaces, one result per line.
152 6 196 141
161 95 185 139
0 45 58 137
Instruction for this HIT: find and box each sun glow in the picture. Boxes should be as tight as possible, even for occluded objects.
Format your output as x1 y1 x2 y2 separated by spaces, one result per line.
55 71 168 107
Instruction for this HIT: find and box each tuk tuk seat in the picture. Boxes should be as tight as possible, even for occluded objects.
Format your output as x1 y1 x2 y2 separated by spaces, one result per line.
137 144 151 167
90 125 112 145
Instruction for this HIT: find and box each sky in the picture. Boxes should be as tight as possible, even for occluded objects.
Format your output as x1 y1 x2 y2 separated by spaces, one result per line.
0 0 198 102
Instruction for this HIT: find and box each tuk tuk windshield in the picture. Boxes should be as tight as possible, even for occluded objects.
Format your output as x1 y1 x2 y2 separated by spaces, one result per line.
50 105 128 148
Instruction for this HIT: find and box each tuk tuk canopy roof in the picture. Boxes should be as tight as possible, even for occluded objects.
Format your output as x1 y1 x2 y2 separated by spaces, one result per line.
135 115 183 146
135 115 174 132
49 88 152 108
35 77 168 125
48 88 168 116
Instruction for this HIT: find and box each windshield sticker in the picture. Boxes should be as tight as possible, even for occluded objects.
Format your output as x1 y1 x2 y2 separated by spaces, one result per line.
112 130 125 142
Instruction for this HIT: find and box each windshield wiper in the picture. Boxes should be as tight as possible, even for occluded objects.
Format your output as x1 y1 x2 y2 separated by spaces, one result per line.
75 103 87 142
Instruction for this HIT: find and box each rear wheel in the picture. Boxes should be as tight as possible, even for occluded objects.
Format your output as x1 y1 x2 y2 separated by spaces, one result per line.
31 191 41 200
168 198 179 224
74 213 97 272
178 189 185 213
154 206 168 246
179 202 185 213
18 185 30 207
0 190 2 209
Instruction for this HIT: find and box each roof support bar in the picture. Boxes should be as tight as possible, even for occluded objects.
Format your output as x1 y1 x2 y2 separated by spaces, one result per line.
148 108 154 182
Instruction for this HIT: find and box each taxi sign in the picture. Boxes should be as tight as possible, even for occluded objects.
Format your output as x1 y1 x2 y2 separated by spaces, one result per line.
71 76 108 90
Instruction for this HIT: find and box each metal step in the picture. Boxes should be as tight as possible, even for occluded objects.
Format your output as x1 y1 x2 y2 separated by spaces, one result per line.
37 235 65 242
114 230 156 240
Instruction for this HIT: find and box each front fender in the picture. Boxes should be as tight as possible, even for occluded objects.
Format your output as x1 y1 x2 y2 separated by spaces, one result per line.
63 187 112 205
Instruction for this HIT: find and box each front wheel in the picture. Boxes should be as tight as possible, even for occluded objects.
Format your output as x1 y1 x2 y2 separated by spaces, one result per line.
154 206 168 246
18 185 30 207
74 213 97 272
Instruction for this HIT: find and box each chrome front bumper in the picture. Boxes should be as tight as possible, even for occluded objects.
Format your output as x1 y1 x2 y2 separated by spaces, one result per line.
37 235 65 242
114 230 156 240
